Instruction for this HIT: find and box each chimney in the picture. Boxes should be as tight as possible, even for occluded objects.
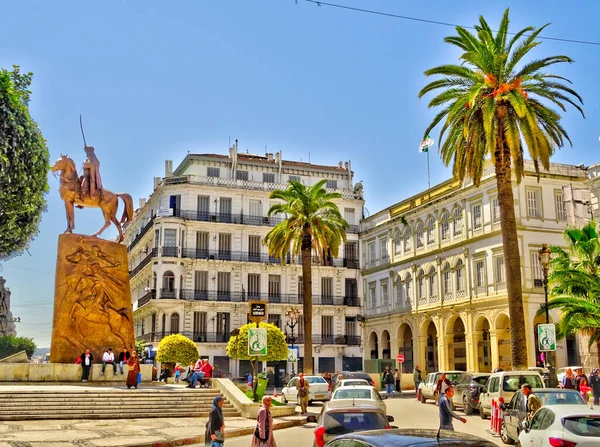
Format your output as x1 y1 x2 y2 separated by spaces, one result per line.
139 198 147 209
165 160 173 177
344 161 349 170
266 153 273 162
154 177 162 190
338 161 343 168
275 152 280 164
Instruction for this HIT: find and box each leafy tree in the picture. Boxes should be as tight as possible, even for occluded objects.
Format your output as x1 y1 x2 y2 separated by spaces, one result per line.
155 334 199 369
264 180 348 374
419 9 583 368
0 66 50 260
226 322 287 364
539 222 600 367
135 340 146 359
0 335 36 359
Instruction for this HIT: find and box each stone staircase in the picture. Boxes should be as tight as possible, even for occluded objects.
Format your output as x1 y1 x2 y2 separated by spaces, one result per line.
0 387 242 420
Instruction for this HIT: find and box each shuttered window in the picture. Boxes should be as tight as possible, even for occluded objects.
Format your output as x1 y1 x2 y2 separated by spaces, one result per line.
249 200 263 217
217 272 230 294
220 197 232 217
219 234 231 254
344 208 355 225
326 179 337 189
555 191 567 220
527 189 541 218
194 271 208 291
196 232 209 251
321 316 333 337
236 170 248 180
268 275 280 298
193 312 207 333
197 195 210 213
248 274 261 298
321 277 333 298
207 167 220 177
263 173 275 183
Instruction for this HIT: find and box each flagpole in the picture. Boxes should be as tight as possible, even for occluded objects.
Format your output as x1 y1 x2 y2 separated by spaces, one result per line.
427 149 431 190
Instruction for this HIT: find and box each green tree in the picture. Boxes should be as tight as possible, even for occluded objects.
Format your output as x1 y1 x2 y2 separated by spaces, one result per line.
539 222 600 367
0 335 36 359
155 334 199 369
226 322 288 364
264 180 348 374
0 66 50 260
419 9 583 369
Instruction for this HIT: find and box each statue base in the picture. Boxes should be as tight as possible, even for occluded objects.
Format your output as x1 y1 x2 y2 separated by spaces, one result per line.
50 233 134 363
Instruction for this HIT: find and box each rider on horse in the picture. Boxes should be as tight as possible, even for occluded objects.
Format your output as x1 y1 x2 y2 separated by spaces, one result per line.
81 146 102 199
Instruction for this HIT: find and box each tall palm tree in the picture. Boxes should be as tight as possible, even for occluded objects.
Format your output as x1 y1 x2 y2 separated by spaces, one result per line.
539 223 600 367
264 180 349 374
419 9 584 369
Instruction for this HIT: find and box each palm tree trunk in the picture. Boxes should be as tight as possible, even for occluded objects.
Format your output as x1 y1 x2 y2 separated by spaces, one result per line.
302 231 313 375
495 142 528 369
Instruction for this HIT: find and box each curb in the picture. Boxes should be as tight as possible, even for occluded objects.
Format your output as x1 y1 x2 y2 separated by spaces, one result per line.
146 417 308 447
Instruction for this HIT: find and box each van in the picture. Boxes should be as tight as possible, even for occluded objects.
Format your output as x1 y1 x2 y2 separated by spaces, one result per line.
478 370 544 418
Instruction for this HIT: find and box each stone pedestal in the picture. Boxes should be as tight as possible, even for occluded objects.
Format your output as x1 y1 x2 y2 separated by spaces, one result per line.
50 233 134 363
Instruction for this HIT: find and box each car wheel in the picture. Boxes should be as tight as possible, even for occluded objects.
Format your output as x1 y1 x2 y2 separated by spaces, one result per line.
308 400 313 405
282 393 287 403
420 392 427 404
480 407 488 419
463 395 473 416
500 421 515 445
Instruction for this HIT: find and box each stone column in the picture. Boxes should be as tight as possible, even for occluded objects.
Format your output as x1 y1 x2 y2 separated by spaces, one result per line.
441 334 453 371
418 335 428 374
471 330 483 372
489 329 502 371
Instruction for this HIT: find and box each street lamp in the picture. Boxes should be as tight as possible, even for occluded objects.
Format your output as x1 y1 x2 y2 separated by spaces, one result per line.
538 244 552 325
285 308 301 376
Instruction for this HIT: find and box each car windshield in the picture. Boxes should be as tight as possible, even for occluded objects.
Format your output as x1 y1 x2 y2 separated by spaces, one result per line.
324 411 388 435
343 380 368 386
306 377 326 384
474 376 489 385
333 389 372 400
563 416 600 437
446 373 463 383
503 375 543 391
538 391 586 406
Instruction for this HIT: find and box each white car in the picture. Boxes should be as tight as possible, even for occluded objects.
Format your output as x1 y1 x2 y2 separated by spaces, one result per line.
281 376 331 404
332 378 370 391
519 405 600 447
330 385 387 414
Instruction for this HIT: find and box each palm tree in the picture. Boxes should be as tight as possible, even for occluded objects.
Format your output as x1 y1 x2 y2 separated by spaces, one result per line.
264 180 349 374
539 223 600 367
419 9 584 369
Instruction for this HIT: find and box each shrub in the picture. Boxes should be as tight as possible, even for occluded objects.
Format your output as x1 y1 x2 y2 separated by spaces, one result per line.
155 334 199 368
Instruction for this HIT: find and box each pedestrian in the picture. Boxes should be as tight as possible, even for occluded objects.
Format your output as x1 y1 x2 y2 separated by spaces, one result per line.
159 364 170 382
435 373 452 396
126 350 141 389
575 368 588 392
200 359 213 387
562 368 577 389
521 384 542 421
413 365 422 395
204 396 225 446
79 348 93 382
384 368 395 395
173 363 183 383
118 347 130 375
438 386 466 431
590 369 600 406
101 347 117 376
296 373 310 415
251 396 277 447
394 368 401 393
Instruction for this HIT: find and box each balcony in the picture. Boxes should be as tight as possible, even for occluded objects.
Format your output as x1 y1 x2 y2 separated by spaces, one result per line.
292 334 362 345
161 246 179 257
127 217 155 252
129 248 157 278
344 258 360 269
136 331 229 343
159 288 177 299
137 290 156 308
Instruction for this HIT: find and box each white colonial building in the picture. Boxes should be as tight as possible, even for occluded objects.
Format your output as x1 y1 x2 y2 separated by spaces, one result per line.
360 160 598 375
125 144 364 385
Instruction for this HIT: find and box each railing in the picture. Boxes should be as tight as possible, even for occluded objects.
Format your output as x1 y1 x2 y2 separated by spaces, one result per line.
137 290 156 307
136 331 229 343
294 335 362 345
344 258 360 269
129 248 157 278
159 288 177 299
127 217 155 252
161 246 179 257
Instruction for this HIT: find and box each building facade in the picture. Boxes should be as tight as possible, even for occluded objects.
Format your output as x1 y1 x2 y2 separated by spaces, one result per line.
360 161 596 375
125 145 364 383
0 277 17 337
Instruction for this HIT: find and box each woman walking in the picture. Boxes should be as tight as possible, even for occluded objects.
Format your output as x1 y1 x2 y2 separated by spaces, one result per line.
204 396 225 446
126 350 140 389
562 368 577 390
251 396 277 447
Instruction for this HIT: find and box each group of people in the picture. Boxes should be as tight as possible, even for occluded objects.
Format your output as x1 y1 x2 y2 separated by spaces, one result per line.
381 367 402 395
77 347 140 388
184 359 214 388
562 367 600 403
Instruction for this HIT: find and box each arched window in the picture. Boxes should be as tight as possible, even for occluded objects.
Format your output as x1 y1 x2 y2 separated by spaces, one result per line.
417 269 425 302
428 266 437 298
405 273 412 304
416 222 424 249
170 313 180 333
393 229 402 254
442 262 452 296
396 276 404 305
426 217 435 245
453 207 463 236
162 271 175 290
440 211 450 241
455 259 465 294
403 227 412 252
161 314 166 334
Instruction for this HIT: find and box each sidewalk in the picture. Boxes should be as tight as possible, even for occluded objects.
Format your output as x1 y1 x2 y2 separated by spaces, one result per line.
0 413 308 447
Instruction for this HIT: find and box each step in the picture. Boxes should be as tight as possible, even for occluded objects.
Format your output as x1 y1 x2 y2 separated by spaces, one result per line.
0 396 229 403
0 411 242 421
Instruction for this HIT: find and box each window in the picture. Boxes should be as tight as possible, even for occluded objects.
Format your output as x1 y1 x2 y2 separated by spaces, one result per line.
236 170 248 180
403 227 411 251
216 312 230 336
289 175 301 182
472 204 482 230
263 172 275 183
426 217 435 245
321 316 334 337
218 233 231 255
196 231 209 252
440 212 450 241
249 200 263 218
492 198 501 224
453 208 463 236
456 259 465 292
345 242 358 261
368 283 376 308
396 279 404 305
428 267 437 297
531 252 544 286
194 271 208 291
164 229 177 246
555 191 567 220
405 274 412 303
417 269 425 301
322 277 334 298
381 281 389 306
345 317 357 337
197 195 210 219
416 222 424 248
495 256 505 284
326 179 338 189
368 242 376 267
219 197 232 219
170 313 180 333
247 274 261 299
268 314 281 328
268 275 281 300
207 167 220 178
344 208 356 226
217 272 230 298
475 260 486 289
442 263 452 296
154 229 160 248
379 238 388 262
193 311 207 335
526 189 542 218
248 235 261 261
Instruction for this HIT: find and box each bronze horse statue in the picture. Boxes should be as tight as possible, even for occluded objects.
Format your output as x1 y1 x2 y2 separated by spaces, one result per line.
51 154 133 242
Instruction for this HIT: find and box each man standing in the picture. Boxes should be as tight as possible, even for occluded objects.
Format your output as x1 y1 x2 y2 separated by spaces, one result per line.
79 348 93 382
438 386 466 431
521 384 542 421
101 348 117 376
118 347 130 375
394 368 402 393
296 373 310 415
413 366 422 396
384 368 395 396
575 368 588 392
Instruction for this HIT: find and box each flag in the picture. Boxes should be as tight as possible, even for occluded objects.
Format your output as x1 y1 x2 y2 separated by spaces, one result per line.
420 135 434 152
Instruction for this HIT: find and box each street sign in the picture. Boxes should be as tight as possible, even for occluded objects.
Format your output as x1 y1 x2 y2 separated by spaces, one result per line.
248 301 267 323
538 324 556 351
248 327 268 356
288 347 298 363
397 354 405 363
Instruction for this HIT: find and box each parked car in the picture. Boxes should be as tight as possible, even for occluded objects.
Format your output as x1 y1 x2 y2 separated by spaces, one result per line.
332 378 370 392
307 400 394 447
500 388 586 445
479 370 544 419
519 405 600 447
281 375 331 404
323 429 498 447
418 371 467 404
557 365 584 387
330 385 387 414
333 371 375 387
451 372 490 415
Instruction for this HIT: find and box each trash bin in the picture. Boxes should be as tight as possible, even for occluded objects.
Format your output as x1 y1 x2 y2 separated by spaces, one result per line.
256 372 269 399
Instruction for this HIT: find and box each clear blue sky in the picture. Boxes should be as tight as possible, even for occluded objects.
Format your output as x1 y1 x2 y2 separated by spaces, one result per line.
1 0 598 348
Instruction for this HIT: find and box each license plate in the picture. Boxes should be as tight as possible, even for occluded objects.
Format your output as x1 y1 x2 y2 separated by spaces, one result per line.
315 394 324 398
